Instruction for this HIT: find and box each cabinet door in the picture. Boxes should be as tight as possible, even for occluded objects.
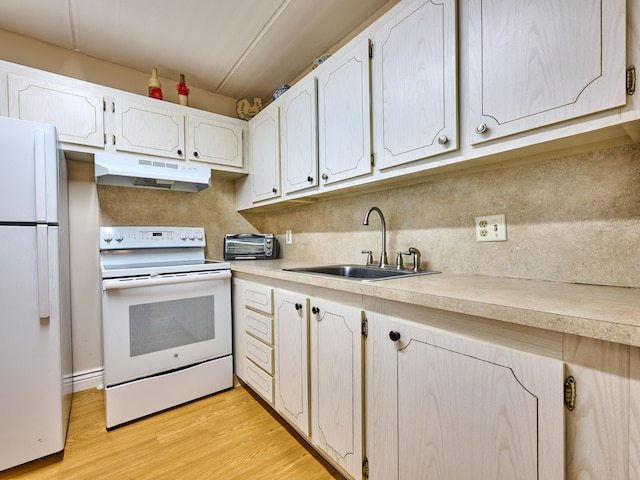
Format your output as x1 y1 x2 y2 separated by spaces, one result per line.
248 106 281 202
114 99 185 159
367 313 565 480
187 114 243 167
281 77 318 194
468 0 627 144
317 39 372 186
310 298 364 480
373 0 457 169
8 74 104 148
274 290 310 435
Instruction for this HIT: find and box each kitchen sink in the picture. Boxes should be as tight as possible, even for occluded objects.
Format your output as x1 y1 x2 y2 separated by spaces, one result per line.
283 264 440 281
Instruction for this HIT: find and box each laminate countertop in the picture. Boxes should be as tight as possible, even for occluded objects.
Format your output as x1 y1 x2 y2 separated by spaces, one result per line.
229 260 640 347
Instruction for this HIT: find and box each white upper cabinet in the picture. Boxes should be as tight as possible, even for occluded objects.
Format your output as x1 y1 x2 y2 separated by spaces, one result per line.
187 114 243 168
317 39 372 185
468 0 627 144
248 105 281 202
7 74 104 148
372 0 458 169
281 76 318 194
113 99 185 159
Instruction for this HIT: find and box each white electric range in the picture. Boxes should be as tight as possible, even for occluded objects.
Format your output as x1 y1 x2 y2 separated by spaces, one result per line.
99 226 233 428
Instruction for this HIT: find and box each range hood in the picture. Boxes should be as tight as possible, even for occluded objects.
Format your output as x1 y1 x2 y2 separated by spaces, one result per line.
94 153 211 192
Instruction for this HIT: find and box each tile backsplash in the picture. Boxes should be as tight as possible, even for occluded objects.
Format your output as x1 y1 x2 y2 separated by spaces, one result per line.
243 143 640 288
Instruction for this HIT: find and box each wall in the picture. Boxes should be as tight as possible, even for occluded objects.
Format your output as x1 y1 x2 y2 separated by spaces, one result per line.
0 29 238 117
243 143 640 289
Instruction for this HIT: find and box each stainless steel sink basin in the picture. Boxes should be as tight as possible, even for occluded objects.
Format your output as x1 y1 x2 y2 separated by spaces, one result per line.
283 264 440 281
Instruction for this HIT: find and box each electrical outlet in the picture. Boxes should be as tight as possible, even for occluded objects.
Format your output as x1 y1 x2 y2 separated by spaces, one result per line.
475 214 507 242
285 230 293 245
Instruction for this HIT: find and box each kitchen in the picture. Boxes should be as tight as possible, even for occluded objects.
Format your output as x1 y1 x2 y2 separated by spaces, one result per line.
0 0 639 478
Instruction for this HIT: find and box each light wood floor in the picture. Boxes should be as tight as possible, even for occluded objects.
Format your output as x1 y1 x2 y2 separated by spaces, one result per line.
0 385 345 480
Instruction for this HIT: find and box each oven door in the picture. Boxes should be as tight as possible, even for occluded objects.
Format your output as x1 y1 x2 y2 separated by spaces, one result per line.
101 270 232 386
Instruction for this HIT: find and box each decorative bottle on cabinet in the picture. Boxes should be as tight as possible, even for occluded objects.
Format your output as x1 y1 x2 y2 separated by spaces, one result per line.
148 67 163 100
177 74 189 106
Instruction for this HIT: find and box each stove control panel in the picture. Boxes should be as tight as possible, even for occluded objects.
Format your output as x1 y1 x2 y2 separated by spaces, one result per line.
99 226 205 250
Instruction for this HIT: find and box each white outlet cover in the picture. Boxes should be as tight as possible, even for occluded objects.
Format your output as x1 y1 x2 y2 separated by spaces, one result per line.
475 214 507 242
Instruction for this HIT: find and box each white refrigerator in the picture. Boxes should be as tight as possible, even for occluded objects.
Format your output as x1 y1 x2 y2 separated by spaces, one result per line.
0 117 73 471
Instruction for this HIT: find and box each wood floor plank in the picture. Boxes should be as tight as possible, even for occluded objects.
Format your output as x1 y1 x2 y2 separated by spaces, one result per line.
0 385 344 480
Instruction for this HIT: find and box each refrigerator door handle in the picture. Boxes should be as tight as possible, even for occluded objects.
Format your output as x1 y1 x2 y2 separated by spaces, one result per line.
36 225 50 319
34 129 47 223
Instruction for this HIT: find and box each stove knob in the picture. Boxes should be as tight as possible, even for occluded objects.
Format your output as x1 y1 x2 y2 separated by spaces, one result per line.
179 231 188 241
114 232 124 242
103 233 113 243
196 231 204 241
188 232 196 240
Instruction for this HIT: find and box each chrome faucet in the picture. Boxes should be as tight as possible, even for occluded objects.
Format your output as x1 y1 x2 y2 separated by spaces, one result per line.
363 207 388 267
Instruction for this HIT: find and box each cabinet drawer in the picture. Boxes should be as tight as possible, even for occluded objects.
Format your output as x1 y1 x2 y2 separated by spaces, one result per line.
245 334 274 374
245 309 274 345
242 282 273 314
245 360 274 404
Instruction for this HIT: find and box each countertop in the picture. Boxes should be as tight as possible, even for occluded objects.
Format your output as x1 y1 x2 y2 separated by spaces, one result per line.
229 260 640 347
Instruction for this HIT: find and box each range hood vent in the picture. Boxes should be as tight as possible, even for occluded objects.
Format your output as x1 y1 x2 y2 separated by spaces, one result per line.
95 154 211 192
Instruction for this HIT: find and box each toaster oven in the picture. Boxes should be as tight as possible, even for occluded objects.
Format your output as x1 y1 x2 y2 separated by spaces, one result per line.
223 233 279 260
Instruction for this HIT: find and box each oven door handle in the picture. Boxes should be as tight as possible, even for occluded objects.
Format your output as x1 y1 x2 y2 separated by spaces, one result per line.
102 270 231 290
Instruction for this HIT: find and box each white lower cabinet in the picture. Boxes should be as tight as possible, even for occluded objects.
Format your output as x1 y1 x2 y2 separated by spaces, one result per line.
309 297 365 480
232 279 275 404
365 308 565 480
272 287 365 480
236 277 568 480
274 289 310 435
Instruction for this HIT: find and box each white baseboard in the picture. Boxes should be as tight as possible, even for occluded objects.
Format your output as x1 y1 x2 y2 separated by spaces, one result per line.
72 368 104 392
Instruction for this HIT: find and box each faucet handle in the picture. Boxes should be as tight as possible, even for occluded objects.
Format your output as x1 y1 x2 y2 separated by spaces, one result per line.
396 251 405 270
361 250 374 266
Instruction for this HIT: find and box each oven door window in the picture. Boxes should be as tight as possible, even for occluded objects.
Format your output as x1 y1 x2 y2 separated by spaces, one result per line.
129 295 215 357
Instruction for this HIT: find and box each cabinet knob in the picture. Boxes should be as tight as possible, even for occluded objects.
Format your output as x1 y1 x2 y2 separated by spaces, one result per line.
307 176 313 183
193 151 199 158
475 123 488 134
312 306 320 315
177 149 183 156
272 187 278 194
389 331 401 342
295 303 302 311
321 173 328 181
437 135 448 145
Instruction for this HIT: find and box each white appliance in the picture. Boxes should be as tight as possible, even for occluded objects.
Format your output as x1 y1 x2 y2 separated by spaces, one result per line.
94 153 211 192
0 117 73 471
99 226 233 428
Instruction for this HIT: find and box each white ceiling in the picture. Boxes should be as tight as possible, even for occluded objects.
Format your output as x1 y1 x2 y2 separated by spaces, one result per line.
0 0 397 101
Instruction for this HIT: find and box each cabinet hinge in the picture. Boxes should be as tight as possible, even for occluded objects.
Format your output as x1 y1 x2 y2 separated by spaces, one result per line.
369 42 374 59
103 100 106 112
370 152 375 166
361 313 368 338
103 133 107 145
627 65 636 95
362 456 369 478
564 376 576 411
